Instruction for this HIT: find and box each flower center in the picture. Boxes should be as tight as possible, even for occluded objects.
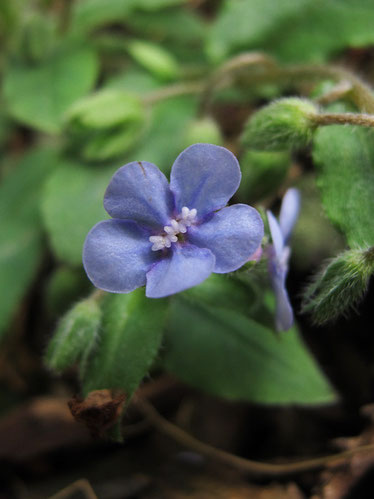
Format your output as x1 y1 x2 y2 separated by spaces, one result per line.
149 207 197 251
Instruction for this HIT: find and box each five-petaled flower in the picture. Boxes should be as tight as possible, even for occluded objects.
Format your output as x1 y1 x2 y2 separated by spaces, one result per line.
267 188 300 331
83 143 264 298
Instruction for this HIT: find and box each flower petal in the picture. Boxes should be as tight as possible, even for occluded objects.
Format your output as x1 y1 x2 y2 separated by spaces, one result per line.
271 266 294 331
145 244 215 298
83 219 156 293
267 210 284 259
279 188 301 243
188 204 264 273
104 161 174 229
170 144 241 218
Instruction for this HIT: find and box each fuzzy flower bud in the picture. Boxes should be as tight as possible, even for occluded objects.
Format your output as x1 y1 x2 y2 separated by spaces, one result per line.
241 98 318 151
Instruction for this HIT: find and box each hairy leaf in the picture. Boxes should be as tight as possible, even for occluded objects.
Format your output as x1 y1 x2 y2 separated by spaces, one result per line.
313 125 374 247
82 291 167 396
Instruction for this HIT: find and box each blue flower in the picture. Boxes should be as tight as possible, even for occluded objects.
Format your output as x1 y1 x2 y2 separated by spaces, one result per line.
83 143 264 298
267 188 301 331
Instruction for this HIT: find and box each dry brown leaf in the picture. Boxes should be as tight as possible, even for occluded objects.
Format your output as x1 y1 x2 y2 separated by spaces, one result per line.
68 389 126 437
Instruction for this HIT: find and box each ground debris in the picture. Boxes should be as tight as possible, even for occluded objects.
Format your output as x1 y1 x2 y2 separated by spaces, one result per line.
0 396 89 462
68 389 126 437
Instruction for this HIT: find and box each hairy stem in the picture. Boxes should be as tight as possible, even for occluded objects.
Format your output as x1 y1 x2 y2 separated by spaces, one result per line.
311 112 374 128
203 54 374 113
134 397 374 477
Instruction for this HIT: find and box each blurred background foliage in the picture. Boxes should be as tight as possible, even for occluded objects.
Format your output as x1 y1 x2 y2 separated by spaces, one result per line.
2 0 374 448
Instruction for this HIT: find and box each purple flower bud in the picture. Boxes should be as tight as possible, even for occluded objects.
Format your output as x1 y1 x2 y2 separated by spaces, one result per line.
267 188 300 331
83 144 264 298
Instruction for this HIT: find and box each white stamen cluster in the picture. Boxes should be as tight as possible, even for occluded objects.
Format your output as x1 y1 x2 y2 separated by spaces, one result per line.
149 207 197 251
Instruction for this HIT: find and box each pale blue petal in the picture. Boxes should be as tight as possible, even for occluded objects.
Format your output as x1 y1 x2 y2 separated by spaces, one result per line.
267 210 284 259
273 269 294 331
146 244 215 298
170 144 241 218
83 219 156 293
279 188 301 243
104 161 174 229
188 204 264 273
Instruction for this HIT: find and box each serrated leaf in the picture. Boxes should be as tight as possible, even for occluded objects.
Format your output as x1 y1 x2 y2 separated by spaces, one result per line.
41 160 115 266
82 290 168 397
3 45 98 133
163 297 336 405
207 0 374 63
0 148 58 339
313 125 374 247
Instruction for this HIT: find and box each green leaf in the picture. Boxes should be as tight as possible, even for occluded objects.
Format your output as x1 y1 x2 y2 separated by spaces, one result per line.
105 67 161 94
66 89 144 130
181 118 223 149
267 0 374 63
65 89 146 161
181 273 264 321
127 40 180 81
3 45 98 133
206 0 310 62
163 298 336 405
236 150 290 203
291 175 344 271
45 297 102 372
207 0 374 63
41 160 115 265
127 95 198 174
133 0 184 9
44 266 91 319
313 125 374 247
127 8 205 46
0 148 57 339
82 290 168 397
79 121 145 162
70 0 183 35
70 0 133 34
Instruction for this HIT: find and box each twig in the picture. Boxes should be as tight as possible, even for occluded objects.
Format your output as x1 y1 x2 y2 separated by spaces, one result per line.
134 397 374 477
140 52 374 117
143 82 205 106
48 479 98 499
315 80 353 105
